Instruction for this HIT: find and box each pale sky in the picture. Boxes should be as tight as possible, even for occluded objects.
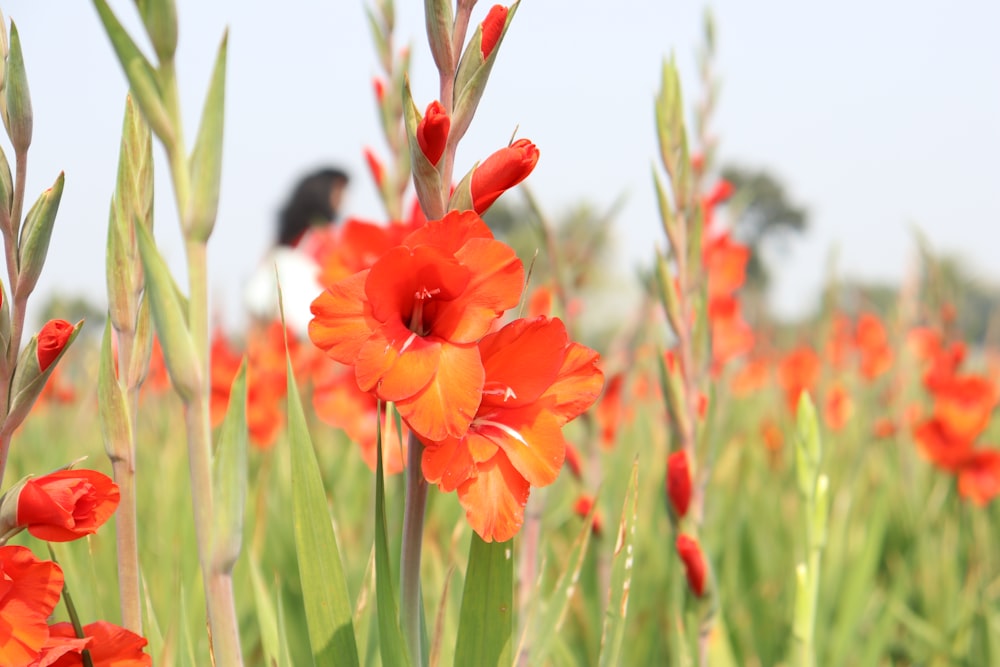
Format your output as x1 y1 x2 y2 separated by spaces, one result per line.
5 0 1000 328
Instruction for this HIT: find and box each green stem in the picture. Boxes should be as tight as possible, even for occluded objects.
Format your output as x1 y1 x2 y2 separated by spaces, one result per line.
400 431 428 666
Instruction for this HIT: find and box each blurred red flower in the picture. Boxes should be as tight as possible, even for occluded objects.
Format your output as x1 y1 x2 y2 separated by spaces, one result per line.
956 449 1000 506
778 346 820 412
666 450 692 519
675 534 706 597
38 620 151 666
0 545 64 667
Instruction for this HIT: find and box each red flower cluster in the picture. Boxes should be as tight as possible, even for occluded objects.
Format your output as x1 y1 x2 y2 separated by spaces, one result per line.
310 209 603 541
912 329 1000 505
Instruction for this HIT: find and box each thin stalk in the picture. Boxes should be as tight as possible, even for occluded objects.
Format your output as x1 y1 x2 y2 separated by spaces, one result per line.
400 431 428 666
112 452 142 632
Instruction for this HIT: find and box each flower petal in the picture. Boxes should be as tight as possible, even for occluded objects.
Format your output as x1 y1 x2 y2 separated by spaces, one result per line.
309 270 374 364
356 320 441 399
396 342 484 441
457 453 529 543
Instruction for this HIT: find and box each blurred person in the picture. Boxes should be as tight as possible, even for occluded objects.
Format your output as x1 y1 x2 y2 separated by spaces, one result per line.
243 167 349 334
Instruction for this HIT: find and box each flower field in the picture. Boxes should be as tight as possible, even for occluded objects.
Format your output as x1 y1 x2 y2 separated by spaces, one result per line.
0 1 996 666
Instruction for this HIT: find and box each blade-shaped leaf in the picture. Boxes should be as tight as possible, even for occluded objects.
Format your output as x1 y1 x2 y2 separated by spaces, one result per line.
454 534 513 666
287 347 360 666
375 407 412 666
598 458 639 667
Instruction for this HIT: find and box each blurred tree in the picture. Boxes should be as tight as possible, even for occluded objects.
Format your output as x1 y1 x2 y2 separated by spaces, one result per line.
36 292 106 337
720 165 808 292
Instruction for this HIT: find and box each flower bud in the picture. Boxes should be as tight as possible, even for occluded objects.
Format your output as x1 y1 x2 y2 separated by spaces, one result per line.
137 0 178 62
15 469 120 542
416 100 450 167
666 450 691 519
470 138 539 213
480 5 509 59
37 319 73 372
16 172 65 298
2 22 32 154
364 147 385 190
676 534 706 597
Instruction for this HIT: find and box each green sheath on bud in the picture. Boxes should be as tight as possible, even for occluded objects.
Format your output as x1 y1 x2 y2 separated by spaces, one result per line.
98 319 133 465
794 392 822 500
0 281 9 359
134 221 200 402
403 80 445 219
0 475 31 545
128 296 154 390
0 8 8 93
424 0 454 74
451 2 519 147
187 32 228 243
446 164 475 213
2 22 32 154
16 173 64 299
0 144 12 215
7 320 83 431
137 0 178 63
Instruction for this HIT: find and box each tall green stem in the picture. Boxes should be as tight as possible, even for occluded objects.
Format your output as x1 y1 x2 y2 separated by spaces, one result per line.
400 431 428 666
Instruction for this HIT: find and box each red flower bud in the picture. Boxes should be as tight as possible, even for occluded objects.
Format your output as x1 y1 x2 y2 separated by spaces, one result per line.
676 534 706 597
364 147 385 189
563 441 582 479
37 319 74 372
574 493 602 536
373 77 386 105
471 138 539 213
416 100 450 167
666 451 692 518
480 5 508 59
17 469 120 542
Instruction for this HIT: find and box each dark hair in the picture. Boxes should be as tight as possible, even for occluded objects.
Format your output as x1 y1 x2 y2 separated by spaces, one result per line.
277 167 350 246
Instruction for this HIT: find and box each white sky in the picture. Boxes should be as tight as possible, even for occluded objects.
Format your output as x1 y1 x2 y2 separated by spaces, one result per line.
5 0 1000 328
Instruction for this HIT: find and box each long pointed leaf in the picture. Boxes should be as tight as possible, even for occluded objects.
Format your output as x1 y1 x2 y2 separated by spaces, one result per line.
287 348 360 666
454 535 513 666
598 458 639 667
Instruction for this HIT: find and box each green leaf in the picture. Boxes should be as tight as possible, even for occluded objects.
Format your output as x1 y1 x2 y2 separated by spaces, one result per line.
375 408 412 666
187 31 227 242
598 458 639 667
98 318 132 464
518 490 597 665
211 359 247 571
287 345 360 666
248 556 282 667
454 534 514 666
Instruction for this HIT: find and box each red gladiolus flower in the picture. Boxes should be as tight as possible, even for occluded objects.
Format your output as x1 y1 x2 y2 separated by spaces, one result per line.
778 346 820 412
37 320 74 372
0 545 64 666
38 621 151 666
416 101 450 167
956 449 1000 506
310 210 524 441
931 374 997 444
372 77 386 105
675 534 706 597
730 357 769 396
823 382 853 432
666 451 692 518
855 313 893 380
703 232 749 298
420 316 603 542
17 469 120 543
913 417 975 472
471 139 539 213
480 5 508 59
595 373 626 450
708 295 754 370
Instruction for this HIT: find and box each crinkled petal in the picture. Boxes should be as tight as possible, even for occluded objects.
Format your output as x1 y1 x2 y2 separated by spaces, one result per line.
457 453 530 543
356 320 440 399
422 437 476 492
309 270 374 364
478 317 567 407
402 210 493 254
543 340 605 424
477 406 565 487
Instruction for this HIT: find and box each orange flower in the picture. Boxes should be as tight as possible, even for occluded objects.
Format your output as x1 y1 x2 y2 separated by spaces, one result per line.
922 341 966 394
778 346 820 412
708 295 754 370
420 317 603 542
416 101 450 167
956 449 1000 506
913 417 975 472
873 417 897 439
312 217 418 287
824 314 854 370
480 5 508 59
823 382 853 432
760 418 784 453
730 357 770 396
471 139 539 213
703 232 748 298
312 356 409 475
931 374 996 444
17 470 120 543
855 313 893 380
0 546 64 667
37 320 74 372
310 210 524 441
666 451 692 519
38 621 151 666
595 373 625 450
675 534 706 597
